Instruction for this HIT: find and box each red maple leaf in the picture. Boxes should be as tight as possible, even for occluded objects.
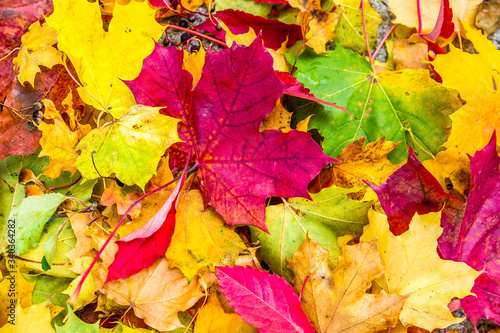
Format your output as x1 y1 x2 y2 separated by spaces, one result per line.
126 39 332 231
216 265 315 333
197 9 302 50
439 133 500 327
366 147 459 235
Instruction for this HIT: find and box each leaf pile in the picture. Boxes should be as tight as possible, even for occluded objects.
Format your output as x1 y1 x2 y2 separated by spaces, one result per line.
0 0 499 332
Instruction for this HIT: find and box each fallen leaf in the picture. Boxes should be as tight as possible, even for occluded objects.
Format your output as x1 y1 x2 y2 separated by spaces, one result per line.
422 147 471 200
0 0 53 99
194 293 257 333
166 190 246 280
214 0 272 16
126 39 333 231
433 23 500 155
8 192 66 255
476 0 500 34
331 0 382 53
438 133 500 326
1 302 54 332
390 0 482 35
105 161 187 283
216 265 315 333
289 46 462 163
0 267 35 309
55 305 99 332
259 100 293 132
367 147 459 235
290 0 341 54
0 67 62 161
287 237 407 332
277 71 350 111
46 0 164 118
183 47 206 88
101 181 143 219
75 105 180 189
13 20 63 87
393 37 430 70
251 185 370 282
197 9 302 50
0 152 51 255
311 137 404 193
361 210 481 330
220 21 257 47
101 256 204 332
16 209 78 279
38 96 91 180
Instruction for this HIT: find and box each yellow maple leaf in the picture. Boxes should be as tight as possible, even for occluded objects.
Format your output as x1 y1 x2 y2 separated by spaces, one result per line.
390 0 482 35
433 23 500 155
183 47 206 88
360 209 481 331
46 0 164 118
286 0 340 54
287 237 407 333
38 94 91 180
13 21 63 88
101 181 143 219
259 100 293 132
331 137 404 187
194 293 257 333
0 268 35 311
422 147 471 201
2 302 54 333
100 256 204 331
166 190 246 280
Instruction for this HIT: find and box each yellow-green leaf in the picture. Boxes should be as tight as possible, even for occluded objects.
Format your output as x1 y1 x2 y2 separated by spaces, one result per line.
75 105 180 189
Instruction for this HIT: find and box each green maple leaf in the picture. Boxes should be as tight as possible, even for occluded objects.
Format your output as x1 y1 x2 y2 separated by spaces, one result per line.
251 186 371 282
289 45 463 163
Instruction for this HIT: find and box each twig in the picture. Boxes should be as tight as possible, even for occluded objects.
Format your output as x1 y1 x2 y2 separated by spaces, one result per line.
359 0 372 64
0 48 20 62
370 24 398 62
168 25 228 48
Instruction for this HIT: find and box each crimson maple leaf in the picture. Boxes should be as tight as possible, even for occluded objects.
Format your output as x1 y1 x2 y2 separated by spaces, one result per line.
126 39 332 231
